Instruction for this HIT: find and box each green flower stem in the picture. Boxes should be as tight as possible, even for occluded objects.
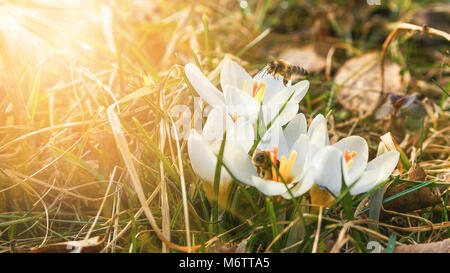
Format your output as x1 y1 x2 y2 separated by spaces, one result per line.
265 196 280 252
212 132 227 234
341 182 366 253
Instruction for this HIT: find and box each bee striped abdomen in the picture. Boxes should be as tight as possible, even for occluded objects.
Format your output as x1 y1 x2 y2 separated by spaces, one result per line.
292 65 308 76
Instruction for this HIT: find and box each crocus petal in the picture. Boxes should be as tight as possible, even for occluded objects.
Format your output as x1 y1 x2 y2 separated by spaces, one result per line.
187 131 232 186
265 85 295 106
220 59 253 96
228 117 255 153
222 141 258 187
257 125 289 158
366 151 399 172
308 120 329 155
291 80 309 103
185 63 225 107
251 176 293 196
282 169 315 199
308 114 329 144
252 68 287 104
202 107 234 142
333 136 369 186
222 85 260 119
261 101 299 129
349 170 380 195
275 102 300 127
350 151 399 195
264 80 309 108
311 146 343 196
284 113 307 148
289 134 310 179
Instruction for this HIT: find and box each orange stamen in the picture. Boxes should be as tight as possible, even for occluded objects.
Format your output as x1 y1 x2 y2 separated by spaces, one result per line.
344 149 357 162
252 82 266 101
266 148 280 182
344 149 357 170
252 82 258 97
272 147 279 182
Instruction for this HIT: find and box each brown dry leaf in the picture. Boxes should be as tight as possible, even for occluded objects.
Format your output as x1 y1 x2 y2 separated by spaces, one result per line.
394 238 450 253
380 163 441 219
382 166 441 219
29 236 103 253
407 163 427 181
279 45 326 73
382 184 440 216
335 52 403 114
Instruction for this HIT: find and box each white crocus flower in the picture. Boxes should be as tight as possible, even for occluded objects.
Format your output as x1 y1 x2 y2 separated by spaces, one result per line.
184 59 309 128
299 114 400 196
218 112 338 199
332 136 400 196
279 113 400 198
279 113 340 199
187 108 255 206
212 116 314 198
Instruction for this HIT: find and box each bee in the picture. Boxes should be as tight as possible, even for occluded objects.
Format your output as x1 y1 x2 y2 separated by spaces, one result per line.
266 59 309 86
252 150 279 180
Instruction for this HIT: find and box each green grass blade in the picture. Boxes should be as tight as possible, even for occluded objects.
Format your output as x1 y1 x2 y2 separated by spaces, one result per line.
212 132 226 234
385 233 397 253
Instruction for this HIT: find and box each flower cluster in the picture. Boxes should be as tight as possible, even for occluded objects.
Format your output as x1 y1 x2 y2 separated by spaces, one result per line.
184 58 399 204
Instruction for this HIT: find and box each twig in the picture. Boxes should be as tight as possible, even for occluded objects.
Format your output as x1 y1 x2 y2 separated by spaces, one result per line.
312 207 323 253
381 23 450 93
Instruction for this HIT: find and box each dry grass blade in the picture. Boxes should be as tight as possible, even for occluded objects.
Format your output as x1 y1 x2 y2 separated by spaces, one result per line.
159 116 170 252
106 88 199 252
380 22 450 93
84 167 117 240
170 119 192 251
101 183 162 253
312 207 323 253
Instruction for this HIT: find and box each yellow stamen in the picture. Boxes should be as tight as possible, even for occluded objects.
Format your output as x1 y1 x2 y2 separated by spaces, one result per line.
346 160 354 169
242 80 247 93
285 150 297 179
278 151 297 183
233 113 238 121
279 156 287 181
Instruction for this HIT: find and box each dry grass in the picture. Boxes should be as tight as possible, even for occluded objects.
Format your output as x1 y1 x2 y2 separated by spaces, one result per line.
0 0 448 253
